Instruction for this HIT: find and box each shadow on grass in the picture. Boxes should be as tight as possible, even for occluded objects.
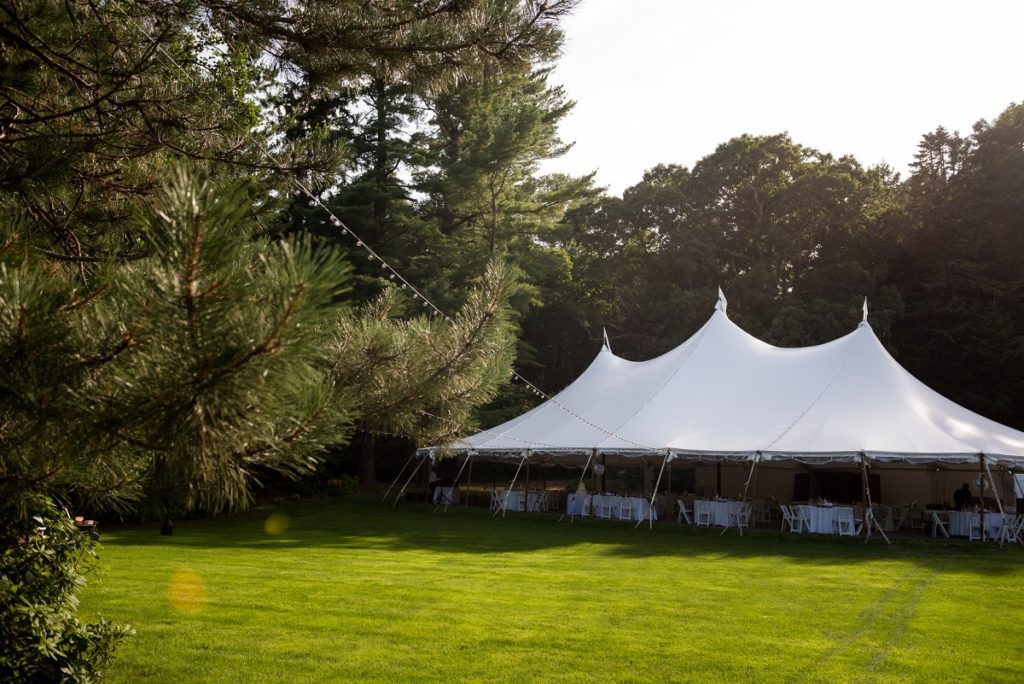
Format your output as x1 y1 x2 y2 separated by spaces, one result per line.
101 496 1024 576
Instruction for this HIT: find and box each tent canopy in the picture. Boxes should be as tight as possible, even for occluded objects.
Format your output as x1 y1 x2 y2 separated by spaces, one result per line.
430 298 1024 468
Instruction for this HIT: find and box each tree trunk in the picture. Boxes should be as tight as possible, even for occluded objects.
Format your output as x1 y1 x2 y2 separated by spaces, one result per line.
358 430 376 491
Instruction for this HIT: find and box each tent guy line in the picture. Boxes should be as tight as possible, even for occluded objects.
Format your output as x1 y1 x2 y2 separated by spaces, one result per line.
124 12 666 456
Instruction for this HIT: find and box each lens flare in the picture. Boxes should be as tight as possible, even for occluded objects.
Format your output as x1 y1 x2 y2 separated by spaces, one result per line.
168 568 206 613
264 512 289 536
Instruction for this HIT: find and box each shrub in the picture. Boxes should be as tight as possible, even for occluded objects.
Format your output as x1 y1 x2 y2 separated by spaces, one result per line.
0 495 132 682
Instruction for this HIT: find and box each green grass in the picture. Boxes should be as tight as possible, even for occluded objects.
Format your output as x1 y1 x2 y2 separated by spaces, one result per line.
80 497 1024 682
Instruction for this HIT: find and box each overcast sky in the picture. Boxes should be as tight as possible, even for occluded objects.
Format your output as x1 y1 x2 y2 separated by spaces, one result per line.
540 0 1023 195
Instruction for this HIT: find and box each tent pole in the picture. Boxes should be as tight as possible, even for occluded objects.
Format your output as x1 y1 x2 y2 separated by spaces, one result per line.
464 457 473 507
560 450 594 524
860 454 870 542
601 453 608 493
861 454 890 545
716 462 722 498
751 455 762 505
636 452 670 530
979 454 986 542
382 451 416 502
981 455 1009 546
393 453 428 507
496 451 528 518
441 453 472 514
732 453 760 536
525 461 531 513
741 453 759 503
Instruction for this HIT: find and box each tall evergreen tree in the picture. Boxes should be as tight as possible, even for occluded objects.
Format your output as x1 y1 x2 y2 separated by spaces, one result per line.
890 105 1024 427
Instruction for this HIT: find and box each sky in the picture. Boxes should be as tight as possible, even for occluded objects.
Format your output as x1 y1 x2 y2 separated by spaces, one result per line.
540 0 1023 195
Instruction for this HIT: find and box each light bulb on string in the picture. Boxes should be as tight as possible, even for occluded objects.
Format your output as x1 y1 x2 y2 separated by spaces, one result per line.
308 199 315 206
341 228 348 235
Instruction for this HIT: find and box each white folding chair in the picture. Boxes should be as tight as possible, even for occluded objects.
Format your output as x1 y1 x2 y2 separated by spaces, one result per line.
676 499 692 525
694 502 713 527
930 510 950 538
995 515 1015 544
598 501 614 519
727 503 751 530
790 506 810 533
752 500 770 525
968 515 984 541
489 490 501 511
833 507 862 537
618 502 635 521
779 505 794 532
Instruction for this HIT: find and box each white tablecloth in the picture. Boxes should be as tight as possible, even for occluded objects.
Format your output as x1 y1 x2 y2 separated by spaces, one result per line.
796 505 853 534
947 511 1005 539
432 486 459 504
693 500 742 527
566 494 655 522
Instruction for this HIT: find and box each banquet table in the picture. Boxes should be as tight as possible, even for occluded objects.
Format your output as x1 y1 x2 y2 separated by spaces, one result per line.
566 494 656 522
946 511 1006 539
693 500 741 527
794 504 854 534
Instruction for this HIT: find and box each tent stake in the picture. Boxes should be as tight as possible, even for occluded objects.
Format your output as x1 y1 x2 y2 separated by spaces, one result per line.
559 450 594 524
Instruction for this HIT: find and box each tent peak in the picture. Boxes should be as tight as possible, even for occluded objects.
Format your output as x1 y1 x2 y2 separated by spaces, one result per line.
715 287 728 316
858 297 871 328
601 327 612 353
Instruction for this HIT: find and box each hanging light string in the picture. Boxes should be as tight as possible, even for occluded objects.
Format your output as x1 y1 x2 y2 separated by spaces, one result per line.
288 177 451 321
124 14 663 456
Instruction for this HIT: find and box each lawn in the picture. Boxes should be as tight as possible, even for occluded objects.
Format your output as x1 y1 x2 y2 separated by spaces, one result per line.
80 496 1024 682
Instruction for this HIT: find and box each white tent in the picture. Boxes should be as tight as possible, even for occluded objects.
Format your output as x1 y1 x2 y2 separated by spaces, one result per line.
434 293 1024 471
